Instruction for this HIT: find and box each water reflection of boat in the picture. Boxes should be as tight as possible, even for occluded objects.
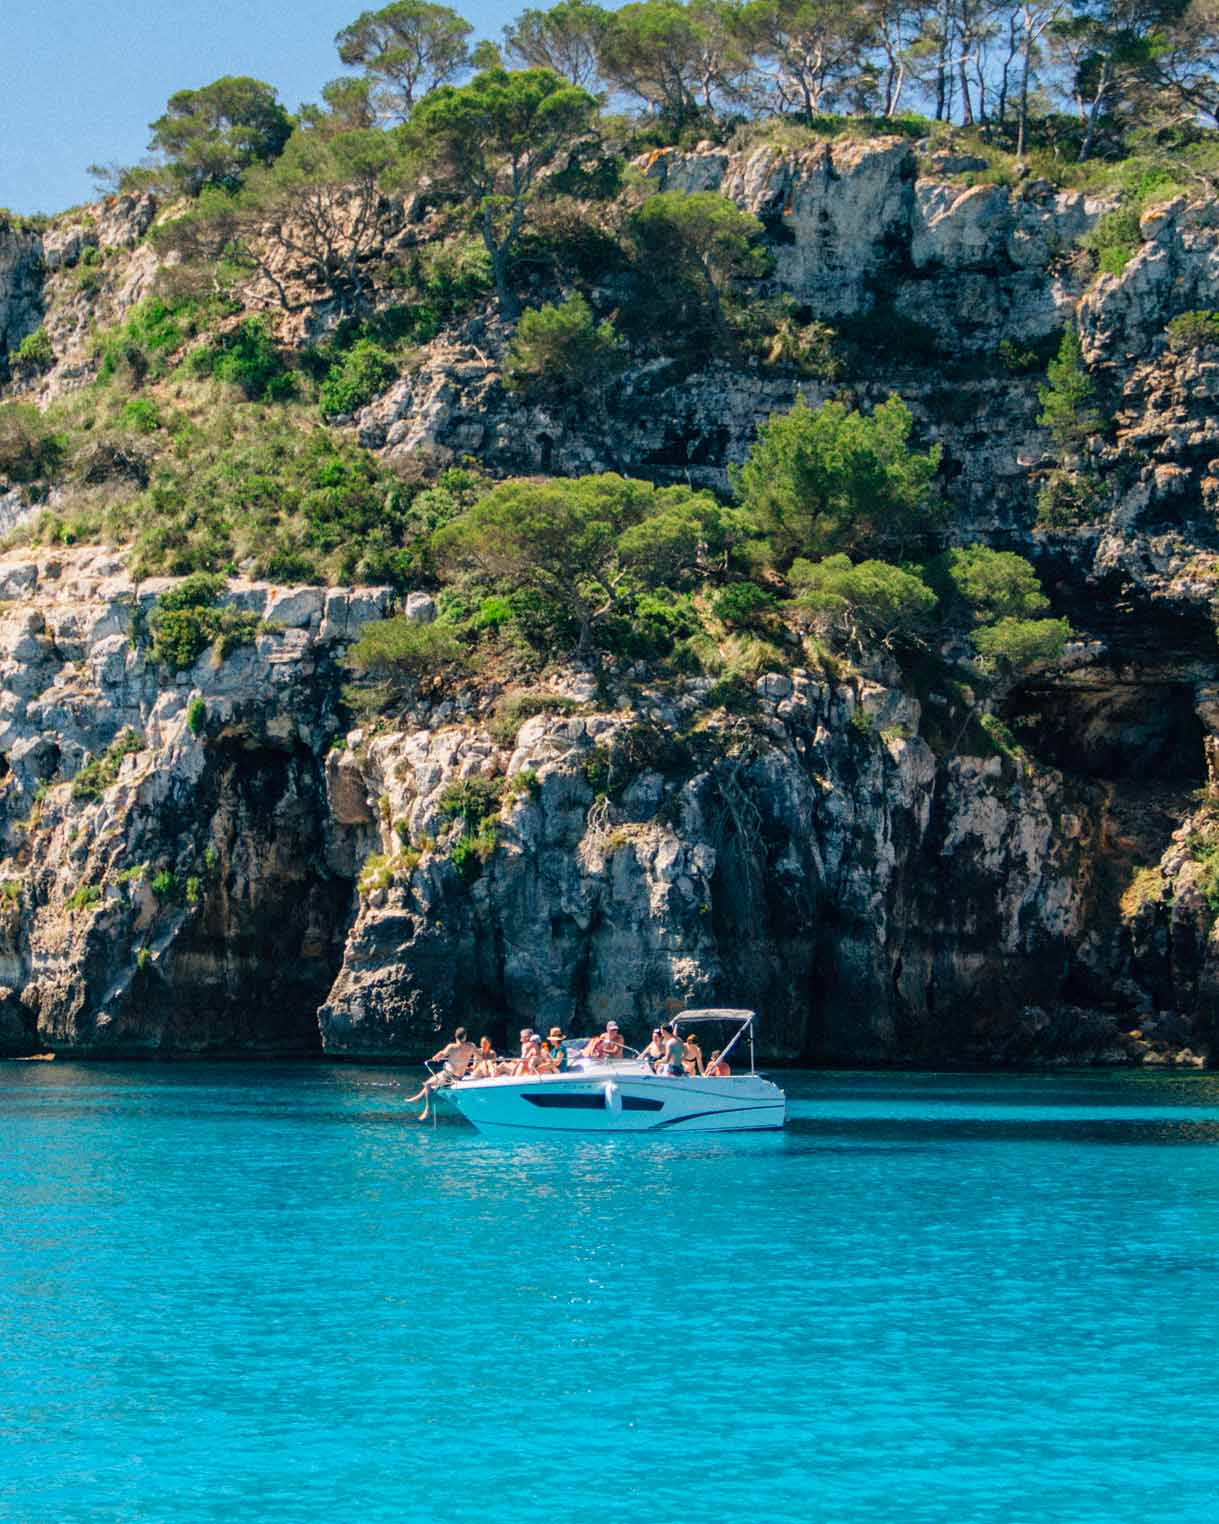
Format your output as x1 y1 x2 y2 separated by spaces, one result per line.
438 1010 786 1137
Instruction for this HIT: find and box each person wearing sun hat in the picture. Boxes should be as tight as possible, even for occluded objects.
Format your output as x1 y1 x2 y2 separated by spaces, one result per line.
546 1025 569 1071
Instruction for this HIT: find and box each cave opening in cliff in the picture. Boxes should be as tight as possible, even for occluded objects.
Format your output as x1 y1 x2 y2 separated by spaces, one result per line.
146 740 354 1055
1003 681 1207 783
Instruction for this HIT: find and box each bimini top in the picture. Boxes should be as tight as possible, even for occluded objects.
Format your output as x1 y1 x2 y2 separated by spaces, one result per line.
671 1009 755 1024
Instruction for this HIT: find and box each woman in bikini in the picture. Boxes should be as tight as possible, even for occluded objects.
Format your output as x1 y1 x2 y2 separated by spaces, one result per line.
682 1032 704 1075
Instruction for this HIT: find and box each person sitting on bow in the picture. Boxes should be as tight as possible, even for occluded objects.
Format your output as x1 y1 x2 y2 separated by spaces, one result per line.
405 1027 478 1120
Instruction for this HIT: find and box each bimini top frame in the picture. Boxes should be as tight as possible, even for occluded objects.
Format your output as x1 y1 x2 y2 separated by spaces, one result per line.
670 1009 758 1075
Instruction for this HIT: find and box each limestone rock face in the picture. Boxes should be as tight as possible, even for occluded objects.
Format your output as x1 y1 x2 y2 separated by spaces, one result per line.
0 547 1206 1066
0 222 44 359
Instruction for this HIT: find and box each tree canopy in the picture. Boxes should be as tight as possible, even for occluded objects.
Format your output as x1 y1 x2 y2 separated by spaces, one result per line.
407 67 598 315
335 2 473 122
433 473 727 649
503 1 610 88
148 76 293 195
504 293 625 402
935 545 1051 622
789 553 939 645
156 125 400 314
733 395 944 563
1038 329 1104 454
631 190 766 338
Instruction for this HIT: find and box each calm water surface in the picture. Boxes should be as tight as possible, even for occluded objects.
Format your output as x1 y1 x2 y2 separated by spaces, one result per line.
2 1064 1218 1524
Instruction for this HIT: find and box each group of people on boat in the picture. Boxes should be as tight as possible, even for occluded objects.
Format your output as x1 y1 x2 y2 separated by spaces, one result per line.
405 1020 732 1119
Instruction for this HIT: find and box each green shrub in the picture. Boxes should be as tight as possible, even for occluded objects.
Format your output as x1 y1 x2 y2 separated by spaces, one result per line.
343 617 464 678
150 869 178 903
72 729 144 801
187 697 207 737
1081 205 1143 276
979 712 1023 759
146 574 260 669
125 420 430 586
390 237 493 331
0 403 65 484
184 875 201 907
120 397 163 433
1165 311 1219 353
1189 832 1219 914
471 594 515 631
504 768 540 800
732 395 943 561
1037 330 1104 454
97 297 198 385
504 294 625 402
627 590 702 653
998 339 1042 373
66 884 103 911
712 582 776 629
1035 468 1106 528
488 691 578 744
12 327 53 376
934 546 1049 622
450 818 500 881
437 777 502 829
191 318 294 401
318 340 397 418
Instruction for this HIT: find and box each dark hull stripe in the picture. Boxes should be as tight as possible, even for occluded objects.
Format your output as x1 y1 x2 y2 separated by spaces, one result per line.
654 1104 784 1129
463 1119 785 1136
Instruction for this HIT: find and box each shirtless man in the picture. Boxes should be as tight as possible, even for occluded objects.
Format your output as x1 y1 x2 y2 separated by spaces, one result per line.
406 1027 478 1120
659 1024 685 1076
584 1020 624 1060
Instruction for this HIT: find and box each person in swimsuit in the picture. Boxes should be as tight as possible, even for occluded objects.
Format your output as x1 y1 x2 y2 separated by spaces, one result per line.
659 1024 685 1076
547 1027 569 1071
641 1029 664 1071
514 1037 543 1076
584 1021 624 1060
472 1037 498 1077
682 1032 704 1075
706 1050 731 1077
406 1027 478 1119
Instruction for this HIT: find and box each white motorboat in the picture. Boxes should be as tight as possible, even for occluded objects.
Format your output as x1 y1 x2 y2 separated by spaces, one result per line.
436 1010 786 1137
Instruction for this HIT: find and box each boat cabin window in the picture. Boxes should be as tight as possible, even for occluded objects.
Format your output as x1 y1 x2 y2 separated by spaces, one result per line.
523 1093 665 1112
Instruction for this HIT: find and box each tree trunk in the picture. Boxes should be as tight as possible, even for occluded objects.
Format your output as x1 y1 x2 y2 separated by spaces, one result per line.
481 203 519 320
1016 30 1033 158
958 52 974 125
1078 62 1110 163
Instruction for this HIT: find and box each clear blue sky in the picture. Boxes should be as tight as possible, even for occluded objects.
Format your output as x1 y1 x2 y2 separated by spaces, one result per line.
0 0 522 215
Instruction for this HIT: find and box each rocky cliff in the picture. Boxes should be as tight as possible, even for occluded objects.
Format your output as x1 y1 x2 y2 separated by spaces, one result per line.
4 139 1219 1065
0 543 1207 1066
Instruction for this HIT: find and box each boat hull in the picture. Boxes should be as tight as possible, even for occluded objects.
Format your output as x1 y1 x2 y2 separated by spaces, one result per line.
440 1071 786 1136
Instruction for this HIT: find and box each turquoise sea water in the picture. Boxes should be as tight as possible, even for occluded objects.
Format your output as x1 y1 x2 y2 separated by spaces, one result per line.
2 1064 1219 1524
